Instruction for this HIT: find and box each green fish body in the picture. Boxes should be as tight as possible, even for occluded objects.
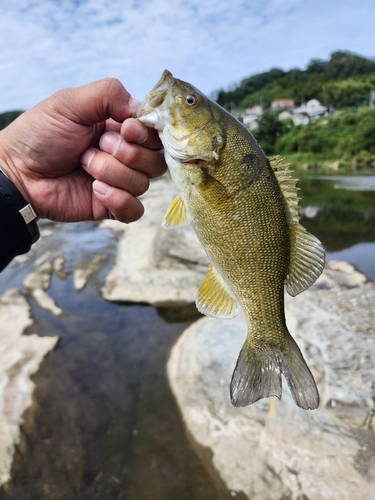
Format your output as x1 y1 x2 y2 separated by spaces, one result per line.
135 70 325 410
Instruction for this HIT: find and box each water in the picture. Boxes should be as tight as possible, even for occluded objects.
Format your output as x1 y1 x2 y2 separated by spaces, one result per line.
297 173 375 282
3 280 230 499
0 174 373 499
0 223 239 500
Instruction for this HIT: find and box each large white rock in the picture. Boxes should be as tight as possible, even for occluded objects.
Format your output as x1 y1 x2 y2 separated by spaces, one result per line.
102 177 209 306
0 288 58 485
167 265 375 499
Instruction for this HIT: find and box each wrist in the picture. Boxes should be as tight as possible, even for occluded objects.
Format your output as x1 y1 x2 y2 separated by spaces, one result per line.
0 168 40 245
0 135 31 205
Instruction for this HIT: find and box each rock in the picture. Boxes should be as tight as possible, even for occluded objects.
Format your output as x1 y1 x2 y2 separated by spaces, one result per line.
31 289 63 316
23 261 52 291
52 256 66 279
23 262 63 316
310 260 368 291
167 266 375 499
103 177 209 306
0 289 58 485
73 254 108 291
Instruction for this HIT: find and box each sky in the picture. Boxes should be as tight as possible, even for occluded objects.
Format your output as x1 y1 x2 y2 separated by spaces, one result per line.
0 0 374 113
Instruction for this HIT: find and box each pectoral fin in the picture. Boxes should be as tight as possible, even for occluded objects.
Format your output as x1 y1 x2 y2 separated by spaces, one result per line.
196 264 238 318
286 223 325 296
162 195 191 229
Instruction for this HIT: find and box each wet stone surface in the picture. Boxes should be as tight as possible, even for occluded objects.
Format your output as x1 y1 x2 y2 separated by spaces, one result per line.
0 219 239 500
1 177 374 500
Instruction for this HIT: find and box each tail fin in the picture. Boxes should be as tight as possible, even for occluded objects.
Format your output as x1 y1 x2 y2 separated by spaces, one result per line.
230 332 319 410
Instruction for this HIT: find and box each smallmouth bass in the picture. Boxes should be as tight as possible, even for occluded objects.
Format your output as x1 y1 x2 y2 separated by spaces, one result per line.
135 70 325 410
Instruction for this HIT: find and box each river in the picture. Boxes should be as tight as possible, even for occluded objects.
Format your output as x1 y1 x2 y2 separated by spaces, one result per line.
298 174 375 282
0 173 373 499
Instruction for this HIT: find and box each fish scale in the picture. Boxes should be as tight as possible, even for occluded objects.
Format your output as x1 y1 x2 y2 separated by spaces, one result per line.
135 70 325 410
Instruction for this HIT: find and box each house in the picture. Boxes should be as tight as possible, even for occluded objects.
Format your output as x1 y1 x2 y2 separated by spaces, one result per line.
278 110 309 126
293 99 328 119
278 99 328 126
243 105 263 130
245 105 263 115
271 99 295 110
241 98 330 130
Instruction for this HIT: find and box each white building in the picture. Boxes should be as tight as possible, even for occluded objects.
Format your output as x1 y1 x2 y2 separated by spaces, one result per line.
243 105 263 130
293 99 328 119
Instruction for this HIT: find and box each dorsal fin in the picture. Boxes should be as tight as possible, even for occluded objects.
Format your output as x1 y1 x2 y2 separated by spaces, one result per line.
269 156 300 224
268 156 326 296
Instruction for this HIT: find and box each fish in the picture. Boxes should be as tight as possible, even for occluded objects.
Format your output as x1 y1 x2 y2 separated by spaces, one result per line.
135 70 325 410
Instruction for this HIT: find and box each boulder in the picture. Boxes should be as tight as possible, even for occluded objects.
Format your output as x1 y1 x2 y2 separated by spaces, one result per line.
167 265 375 499
102 177 209 306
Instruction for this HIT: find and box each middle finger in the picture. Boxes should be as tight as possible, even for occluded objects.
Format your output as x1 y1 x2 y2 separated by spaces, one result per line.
81 148 150 197
99 131 167 178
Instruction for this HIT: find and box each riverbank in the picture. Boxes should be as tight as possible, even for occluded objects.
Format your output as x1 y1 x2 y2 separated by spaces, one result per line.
0 176 374 499
167 261 375 499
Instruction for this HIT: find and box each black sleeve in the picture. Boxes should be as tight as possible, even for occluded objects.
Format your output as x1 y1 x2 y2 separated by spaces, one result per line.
0 194 32 272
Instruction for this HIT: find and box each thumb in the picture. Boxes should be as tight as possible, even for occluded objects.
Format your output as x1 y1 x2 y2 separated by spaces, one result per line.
48 78 138 126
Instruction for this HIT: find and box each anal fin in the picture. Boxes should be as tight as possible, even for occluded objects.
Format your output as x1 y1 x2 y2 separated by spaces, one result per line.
196 264 238 319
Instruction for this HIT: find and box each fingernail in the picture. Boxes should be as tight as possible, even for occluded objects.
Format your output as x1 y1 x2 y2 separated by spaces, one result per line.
93 180 113 197
81 149 96 169
99 132 121 156
135 125 148 144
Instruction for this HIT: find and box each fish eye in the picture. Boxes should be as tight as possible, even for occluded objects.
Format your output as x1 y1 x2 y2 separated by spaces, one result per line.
185 94 199 106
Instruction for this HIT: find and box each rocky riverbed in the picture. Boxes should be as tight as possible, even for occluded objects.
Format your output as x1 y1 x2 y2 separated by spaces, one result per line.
167 262 375 499
0 176 374 499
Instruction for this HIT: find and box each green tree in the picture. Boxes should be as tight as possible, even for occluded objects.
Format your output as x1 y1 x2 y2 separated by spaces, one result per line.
0 110 24 130
252 111 288 155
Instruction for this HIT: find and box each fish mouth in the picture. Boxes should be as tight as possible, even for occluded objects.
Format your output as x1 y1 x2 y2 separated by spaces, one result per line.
134 70 174 120
147 70 174 108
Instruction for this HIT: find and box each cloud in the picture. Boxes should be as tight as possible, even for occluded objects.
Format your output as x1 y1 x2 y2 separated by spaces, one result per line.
0 0 374 112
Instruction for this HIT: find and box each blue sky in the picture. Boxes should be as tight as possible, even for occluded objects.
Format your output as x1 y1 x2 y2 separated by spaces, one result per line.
0 0 374 113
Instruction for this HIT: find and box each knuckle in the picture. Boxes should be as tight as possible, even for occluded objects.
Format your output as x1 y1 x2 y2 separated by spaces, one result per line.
137 172 150 194
119 141 138 165
128 170 149 197
149 151 168 178
102 77 125 96
92 153 111 178
111 192 144 223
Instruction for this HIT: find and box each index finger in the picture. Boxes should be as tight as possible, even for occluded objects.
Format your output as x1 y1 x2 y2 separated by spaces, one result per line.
121 118 163 151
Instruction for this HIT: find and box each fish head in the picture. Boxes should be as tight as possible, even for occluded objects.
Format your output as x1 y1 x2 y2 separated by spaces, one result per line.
135 70 224 163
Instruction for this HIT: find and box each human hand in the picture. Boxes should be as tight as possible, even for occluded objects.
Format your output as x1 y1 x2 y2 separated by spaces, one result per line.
0 78 166 223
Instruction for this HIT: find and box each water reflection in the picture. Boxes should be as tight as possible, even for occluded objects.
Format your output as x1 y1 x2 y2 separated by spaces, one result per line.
297 174 375 281
0 222 239 500
2 277 235 500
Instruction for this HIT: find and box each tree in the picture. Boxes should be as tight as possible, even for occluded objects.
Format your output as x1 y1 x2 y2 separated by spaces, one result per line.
0 110 24 130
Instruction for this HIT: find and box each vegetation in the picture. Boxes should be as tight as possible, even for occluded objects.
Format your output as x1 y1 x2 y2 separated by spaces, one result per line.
215 51 375 170
269 107 375 170
2 51 375 171
216 51 375 111
0 110 24 130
